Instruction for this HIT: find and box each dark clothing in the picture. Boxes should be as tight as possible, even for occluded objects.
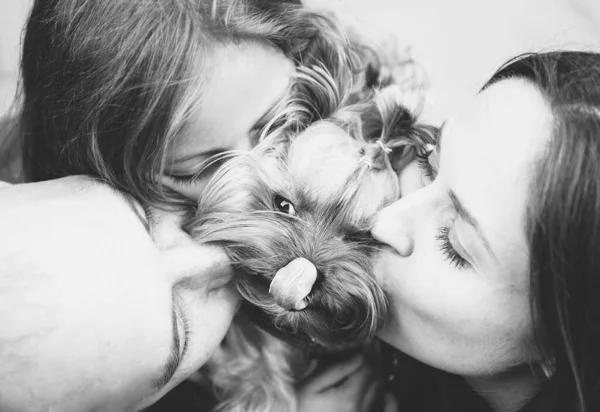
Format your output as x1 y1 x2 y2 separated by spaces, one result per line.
145 380 217 412
147 342 492 412
379 341 492 412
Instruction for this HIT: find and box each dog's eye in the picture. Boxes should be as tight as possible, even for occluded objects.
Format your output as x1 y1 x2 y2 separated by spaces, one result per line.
274 195 296 216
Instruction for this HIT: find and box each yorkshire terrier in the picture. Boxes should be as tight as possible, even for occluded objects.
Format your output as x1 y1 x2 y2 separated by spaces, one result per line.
187 61 436 411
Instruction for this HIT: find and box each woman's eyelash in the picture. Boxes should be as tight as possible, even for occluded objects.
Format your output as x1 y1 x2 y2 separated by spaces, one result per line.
168 158 228 187
250 124 266 137
168 174 197 187
435 226 468 269
415 150 437 181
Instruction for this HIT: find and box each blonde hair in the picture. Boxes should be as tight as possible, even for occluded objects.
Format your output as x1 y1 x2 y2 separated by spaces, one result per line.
17 0 367 207
189 64 437 411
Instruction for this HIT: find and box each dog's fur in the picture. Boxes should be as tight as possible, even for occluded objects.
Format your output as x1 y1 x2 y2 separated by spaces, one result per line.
187 64 436 411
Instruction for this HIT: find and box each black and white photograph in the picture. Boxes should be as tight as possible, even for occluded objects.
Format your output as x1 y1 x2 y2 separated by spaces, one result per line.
1 1 600 411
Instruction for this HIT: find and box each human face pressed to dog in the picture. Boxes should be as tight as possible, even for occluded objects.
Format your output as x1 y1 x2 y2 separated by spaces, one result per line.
162 41 294 200
372 78 552 377
0 177 239 412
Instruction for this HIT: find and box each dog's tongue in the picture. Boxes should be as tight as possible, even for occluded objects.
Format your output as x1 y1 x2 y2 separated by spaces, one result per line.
269 257 318 311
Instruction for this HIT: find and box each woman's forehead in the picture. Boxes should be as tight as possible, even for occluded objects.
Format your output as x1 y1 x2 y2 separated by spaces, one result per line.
166 41 293 160
439 79 553 282
447 78 552 172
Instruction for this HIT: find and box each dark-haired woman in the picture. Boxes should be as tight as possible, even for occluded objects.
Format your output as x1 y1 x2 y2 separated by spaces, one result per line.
368 51 600 411
298 50 600 412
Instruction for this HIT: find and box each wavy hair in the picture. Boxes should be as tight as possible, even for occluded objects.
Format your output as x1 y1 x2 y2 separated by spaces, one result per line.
14 0 370 207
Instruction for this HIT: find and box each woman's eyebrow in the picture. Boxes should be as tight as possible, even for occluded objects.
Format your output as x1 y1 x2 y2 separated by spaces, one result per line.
448 189 498 263
153 307 182 390
435 121 446 154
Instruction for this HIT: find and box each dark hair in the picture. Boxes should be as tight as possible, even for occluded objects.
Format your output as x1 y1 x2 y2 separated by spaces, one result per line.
17 0 365 207
484 51 600 412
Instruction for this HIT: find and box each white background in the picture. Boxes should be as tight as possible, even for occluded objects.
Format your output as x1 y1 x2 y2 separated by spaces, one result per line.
2 0 600 123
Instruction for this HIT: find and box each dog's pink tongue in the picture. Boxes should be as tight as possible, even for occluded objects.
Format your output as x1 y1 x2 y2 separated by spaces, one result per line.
269 257 318 311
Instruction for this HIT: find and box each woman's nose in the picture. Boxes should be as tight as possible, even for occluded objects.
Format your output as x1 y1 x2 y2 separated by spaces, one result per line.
372 178 437 257
150 208 233 288
372 201 415 257
372 159 432 256
160 242 233 288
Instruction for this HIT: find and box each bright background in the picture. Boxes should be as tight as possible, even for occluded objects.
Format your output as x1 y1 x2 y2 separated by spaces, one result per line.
2 0 600 123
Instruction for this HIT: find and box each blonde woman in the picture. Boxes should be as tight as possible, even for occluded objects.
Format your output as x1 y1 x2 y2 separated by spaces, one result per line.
0 1 395 411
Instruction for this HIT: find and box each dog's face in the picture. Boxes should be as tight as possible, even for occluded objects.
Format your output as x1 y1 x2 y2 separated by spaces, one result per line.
286 122 400 222
191 121 401 349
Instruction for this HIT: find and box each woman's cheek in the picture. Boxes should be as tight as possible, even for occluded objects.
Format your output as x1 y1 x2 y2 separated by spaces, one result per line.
210 285 241 338
372 250 405 305
185 285 241 372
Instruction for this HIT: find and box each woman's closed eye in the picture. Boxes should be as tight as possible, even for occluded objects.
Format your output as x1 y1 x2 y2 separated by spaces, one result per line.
154 299 191 390
415 122 444 184
167 174 199 187
167 157 228 187
436 225 468 269
414 141 469 270
416 149 438 183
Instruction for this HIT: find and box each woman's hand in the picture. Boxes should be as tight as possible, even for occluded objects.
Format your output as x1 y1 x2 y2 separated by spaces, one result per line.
296 354 397 412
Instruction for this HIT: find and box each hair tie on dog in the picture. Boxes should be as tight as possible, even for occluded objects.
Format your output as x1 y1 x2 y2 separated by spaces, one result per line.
269 257 318 311
358 156 373 169
377 140 393 154
424 143 435 155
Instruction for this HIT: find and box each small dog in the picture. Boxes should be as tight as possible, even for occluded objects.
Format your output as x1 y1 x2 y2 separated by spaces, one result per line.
188 65 436 412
